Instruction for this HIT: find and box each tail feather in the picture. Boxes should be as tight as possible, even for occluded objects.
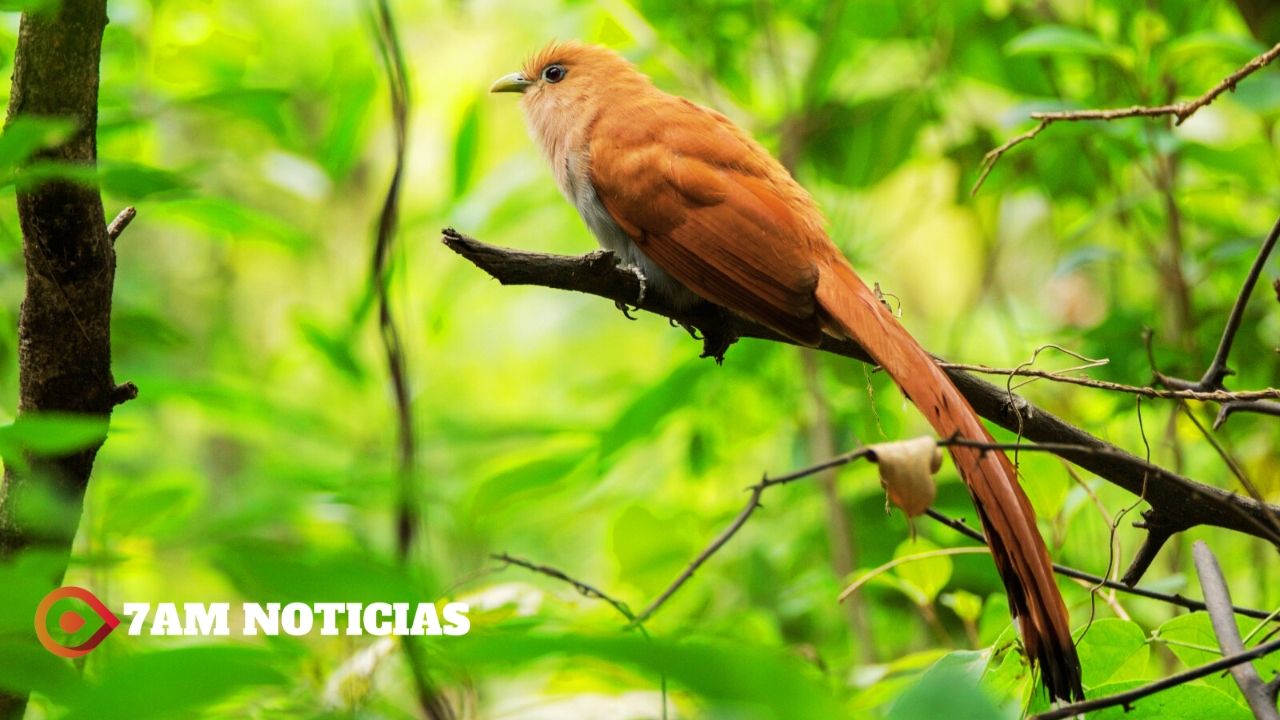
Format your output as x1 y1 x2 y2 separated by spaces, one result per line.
815 257 1083 702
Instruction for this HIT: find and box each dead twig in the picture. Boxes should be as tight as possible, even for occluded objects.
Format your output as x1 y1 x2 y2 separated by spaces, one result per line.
973 41 1280 194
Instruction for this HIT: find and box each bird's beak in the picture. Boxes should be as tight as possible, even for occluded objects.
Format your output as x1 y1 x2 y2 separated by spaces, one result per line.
490 72 533 94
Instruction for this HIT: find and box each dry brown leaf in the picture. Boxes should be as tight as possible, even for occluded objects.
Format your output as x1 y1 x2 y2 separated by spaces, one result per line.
868 436 943 518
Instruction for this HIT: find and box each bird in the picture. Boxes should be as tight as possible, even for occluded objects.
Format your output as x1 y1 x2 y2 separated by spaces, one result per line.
491 40 1084 702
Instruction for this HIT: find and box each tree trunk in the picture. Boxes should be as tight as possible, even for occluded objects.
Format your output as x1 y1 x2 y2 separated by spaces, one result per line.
0 2 116 717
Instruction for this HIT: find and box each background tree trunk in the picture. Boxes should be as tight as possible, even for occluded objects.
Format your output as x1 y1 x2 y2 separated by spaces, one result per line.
0 2 116 717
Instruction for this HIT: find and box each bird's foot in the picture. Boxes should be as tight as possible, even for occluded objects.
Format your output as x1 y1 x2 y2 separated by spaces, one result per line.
625 264 647 305
671 318 703 341
614 300 638 320
613 264 648 320
698 324 738 365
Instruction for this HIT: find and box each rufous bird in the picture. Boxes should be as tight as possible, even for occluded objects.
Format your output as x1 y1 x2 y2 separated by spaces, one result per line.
491 41 1083 702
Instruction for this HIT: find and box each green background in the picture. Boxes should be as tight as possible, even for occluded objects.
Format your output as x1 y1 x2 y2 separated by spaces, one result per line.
1 0 1278 717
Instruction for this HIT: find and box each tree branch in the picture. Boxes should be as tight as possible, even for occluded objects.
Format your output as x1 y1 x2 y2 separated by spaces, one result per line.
442 230 1280 552
924 508 1275 621
1193 541 1279 720
1031 637 1280 720
973 41 1280 194
1157 213 1280 395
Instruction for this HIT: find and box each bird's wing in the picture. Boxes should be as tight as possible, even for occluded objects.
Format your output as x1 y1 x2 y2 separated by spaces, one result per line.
588 96 825 344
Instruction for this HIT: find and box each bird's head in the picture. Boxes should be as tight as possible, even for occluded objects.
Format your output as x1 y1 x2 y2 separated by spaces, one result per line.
490 41 650 153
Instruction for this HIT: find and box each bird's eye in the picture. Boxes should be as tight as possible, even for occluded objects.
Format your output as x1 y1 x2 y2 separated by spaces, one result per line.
542 64 566 84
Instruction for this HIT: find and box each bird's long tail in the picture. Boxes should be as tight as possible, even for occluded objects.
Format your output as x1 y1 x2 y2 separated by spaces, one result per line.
814 256 1083 702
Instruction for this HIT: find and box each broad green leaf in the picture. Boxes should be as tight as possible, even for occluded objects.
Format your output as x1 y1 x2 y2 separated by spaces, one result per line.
447 629 844 719
1076 618 1150 687
61 647 288 720
156 197 309 249
1161 32 1264 67
0 116 75 172
0 0 60 11
888 650 1014 720
891 538 952 606
296 318 364 381
0 638 80 701
452 97 481 200
599 361 701 462
178 87 294 140
212 541 436 604
98 160 194 200
1005 26 1126 62
0 413 108 461
1084 679 1250 719
941 590 983 623
1155 612 1280 694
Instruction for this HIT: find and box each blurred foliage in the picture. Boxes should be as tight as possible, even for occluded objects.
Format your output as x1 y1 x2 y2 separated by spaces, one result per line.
0 0 1278 717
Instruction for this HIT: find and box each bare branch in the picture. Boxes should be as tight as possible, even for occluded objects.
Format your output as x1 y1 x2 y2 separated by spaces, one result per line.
494 552 638 623
973 41 1280 194
1217 399 1280 430
1159 213 1280 395
1193 541 1280 720
938 360 1279 403
106 205 135 243
924 508 1276 621
1031 637 1280 720
630 447 876 626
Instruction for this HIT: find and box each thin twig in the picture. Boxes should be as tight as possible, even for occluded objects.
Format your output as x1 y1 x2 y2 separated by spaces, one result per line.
1216 399 1280 430
938 360 1280 403
630 448 875 626
1030 637 1280 720
106 205 135 243
1159 213 1280 394
1192 541 1279 720
1179 402 1280 541
838 547 989 601
923 509 1277 621
493 552 670 719
973 41 1280 194
493 553 638 622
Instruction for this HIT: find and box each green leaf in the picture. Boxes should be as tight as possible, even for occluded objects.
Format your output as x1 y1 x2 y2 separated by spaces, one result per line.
1155 613 1280 694
1083 679 1250 719
1076 618 1150 688
891 538 952 606
0 116 75 173
178 87 295 140
941 590 983 623
1161 32 1264 67
98 160 194 200
599 361 701 462
0 0 60 14
0 413 108 461
888 650 1014 720
296 318 364 381
447 628 844 719
452 97 481 200
213 540 435 603
1005 26 1126 62
61 646 288 720
156 197 309 249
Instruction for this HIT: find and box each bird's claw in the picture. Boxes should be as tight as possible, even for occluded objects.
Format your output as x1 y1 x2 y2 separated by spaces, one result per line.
614 300 639 320
670 318 703 340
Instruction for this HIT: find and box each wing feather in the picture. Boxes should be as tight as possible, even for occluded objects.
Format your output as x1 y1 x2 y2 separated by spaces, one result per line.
588 96 825 344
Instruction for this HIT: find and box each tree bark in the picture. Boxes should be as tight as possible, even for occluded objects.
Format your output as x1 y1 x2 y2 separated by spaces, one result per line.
0 2 115 717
